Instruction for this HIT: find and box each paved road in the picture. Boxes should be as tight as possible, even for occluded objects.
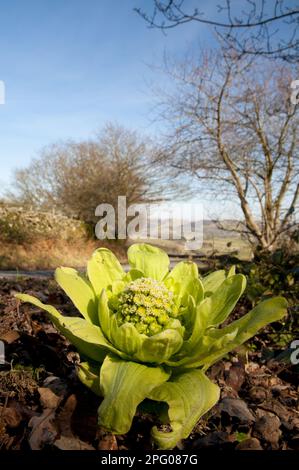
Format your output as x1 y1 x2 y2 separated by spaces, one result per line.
0 270 57 279
0 266 128 279
0 258 209 279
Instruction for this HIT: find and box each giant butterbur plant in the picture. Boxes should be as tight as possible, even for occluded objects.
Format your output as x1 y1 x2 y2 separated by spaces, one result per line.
16 244 287 449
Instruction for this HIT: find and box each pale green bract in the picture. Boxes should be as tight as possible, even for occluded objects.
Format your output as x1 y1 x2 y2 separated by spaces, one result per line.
16 243 288 449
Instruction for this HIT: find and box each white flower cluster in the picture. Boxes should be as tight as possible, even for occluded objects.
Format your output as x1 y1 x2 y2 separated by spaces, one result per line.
114 277 175 336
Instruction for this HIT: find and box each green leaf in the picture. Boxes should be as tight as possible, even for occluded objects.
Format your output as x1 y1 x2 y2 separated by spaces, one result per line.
127 243 170 281
105 312 183 364
165 261 203 307
227 265 236 277
178 297 212 357
202 270 226 297
109 279 126 296
87 248 124 295
77 361 101 396
177 274 245 359
98 354 170 434
207 274 247 327
176 296 288 370
192 279 205 305
109 315 143 357
148 369 220 449
200 296 288 369
16 294 128 362
122 269 144 283
55 267 98 325
135 328 184 364
179 295 197 338
98 289 112 340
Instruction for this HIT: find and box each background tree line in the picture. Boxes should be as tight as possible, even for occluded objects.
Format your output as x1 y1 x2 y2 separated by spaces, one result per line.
9 123 172 226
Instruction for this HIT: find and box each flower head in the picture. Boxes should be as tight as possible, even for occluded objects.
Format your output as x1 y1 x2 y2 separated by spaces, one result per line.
112 277 176 335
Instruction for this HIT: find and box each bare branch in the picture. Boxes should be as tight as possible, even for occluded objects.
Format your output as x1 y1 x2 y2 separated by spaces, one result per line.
136 1 299 62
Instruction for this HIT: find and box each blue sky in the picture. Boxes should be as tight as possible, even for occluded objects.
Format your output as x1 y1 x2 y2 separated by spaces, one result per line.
0 1 292 219
0 0 215 188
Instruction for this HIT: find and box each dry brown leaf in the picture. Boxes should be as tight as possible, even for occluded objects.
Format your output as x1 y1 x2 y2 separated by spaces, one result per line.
29 409 57 450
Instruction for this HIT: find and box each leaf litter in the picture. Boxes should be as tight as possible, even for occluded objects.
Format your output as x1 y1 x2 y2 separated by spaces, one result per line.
0 277 298 450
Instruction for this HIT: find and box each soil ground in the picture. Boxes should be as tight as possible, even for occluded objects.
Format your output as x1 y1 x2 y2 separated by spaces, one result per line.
0 277 298 451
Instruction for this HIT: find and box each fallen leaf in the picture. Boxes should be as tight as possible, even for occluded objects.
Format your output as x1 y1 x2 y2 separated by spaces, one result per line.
253 413 281 448
54 435 95 450
236 437 263 450
192 431 234 450
225 362 245 392
1 406 22 428
42 376 68 397
29 409 57 450
0 330 20 344
97 428 118 450
56 394 76 437
54 394 95 450
248 386 268 403
38 387 61 410
258 399 299 431
218 397 256 423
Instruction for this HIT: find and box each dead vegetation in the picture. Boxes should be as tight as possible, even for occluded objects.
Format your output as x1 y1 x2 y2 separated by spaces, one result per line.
0 277 297 451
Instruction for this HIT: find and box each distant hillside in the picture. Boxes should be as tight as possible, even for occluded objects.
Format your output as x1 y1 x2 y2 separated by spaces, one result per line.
128 219 252 260
202 220 243 238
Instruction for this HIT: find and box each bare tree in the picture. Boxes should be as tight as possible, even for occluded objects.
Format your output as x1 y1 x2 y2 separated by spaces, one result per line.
154 52 299 252
9 123 169 226
136 0 299 62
